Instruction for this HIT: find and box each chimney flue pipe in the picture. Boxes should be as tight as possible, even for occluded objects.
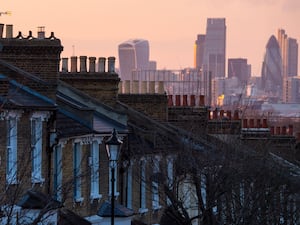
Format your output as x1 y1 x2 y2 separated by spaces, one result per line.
107 56 115 73
98 57 106 73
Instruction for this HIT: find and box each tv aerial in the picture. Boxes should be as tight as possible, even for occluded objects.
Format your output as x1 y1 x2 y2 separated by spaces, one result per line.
0 11 12 16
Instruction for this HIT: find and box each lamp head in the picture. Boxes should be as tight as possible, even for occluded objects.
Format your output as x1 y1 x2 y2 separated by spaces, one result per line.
105 129 123 161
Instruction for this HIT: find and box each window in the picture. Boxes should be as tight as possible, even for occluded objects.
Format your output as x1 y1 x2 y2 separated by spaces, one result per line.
139 158 148 213
6 118 18 184
90 141 101 201
126 161 133 209
31 117 44 183
152 156 161 210
166 156 174 205
73 142 83 202
53 144 62 201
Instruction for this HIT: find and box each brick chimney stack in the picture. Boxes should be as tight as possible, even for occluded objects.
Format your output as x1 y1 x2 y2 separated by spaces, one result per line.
0 27 63 100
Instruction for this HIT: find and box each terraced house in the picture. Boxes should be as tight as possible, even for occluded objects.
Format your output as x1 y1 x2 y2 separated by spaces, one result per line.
0 24 299 225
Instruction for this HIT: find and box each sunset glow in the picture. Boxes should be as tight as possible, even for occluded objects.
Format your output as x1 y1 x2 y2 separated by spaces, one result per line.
1 0 299 75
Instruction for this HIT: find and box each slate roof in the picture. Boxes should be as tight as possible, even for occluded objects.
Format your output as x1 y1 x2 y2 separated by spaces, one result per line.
58 209 91 225
0 74 56 110
57 81 128 135
17 190 62 210
56 108 95 138
97 201 134 217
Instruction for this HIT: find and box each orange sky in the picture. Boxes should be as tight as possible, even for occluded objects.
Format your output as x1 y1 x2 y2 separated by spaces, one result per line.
1 0 299 75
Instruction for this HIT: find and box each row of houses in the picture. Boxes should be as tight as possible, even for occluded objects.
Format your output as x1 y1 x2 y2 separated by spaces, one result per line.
0 27 299 225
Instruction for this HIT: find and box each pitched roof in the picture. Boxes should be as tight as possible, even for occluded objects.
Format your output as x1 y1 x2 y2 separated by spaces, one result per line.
97 201 134 217
58 209 91 225
0 74 56 109
57 80 128 135
17 190 62 210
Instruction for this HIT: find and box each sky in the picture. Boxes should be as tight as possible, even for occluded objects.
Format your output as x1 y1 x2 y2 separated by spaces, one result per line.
0 0 299 75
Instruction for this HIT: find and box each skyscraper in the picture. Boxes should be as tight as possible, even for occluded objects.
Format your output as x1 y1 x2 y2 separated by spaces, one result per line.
261 35 282 97
287 38 298 76
277 29 298 102
118 39 149 81
194 34 205 69
228 58 250 85
277 29 298 77
202 18 226 78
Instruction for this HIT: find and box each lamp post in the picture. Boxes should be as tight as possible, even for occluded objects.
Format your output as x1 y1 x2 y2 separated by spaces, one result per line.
105 129 123 225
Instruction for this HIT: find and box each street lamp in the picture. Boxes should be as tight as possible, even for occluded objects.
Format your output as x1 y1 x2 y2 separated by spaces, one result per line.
105 129 123 225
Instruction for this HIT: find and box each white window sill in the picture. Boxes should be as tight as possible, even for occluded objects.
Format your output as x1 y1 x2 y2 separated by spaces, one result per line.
109 192 120 197
74 197 84 203
6 180 18 185
138 208 148 214
31 177 45 184
90 194 102 203
152 205 162 211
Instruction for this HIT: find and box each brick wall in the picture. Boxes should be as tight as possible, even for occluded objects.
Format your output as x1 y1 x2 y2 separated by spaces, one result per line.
118 94 168 121
0 38 63 100
0 110 50 203
168 107 208 135
60 73 120 107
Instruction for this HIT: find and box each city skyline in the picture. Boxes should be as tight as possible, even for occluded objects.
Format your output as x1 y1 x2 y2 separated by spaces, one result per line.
0 0 299 75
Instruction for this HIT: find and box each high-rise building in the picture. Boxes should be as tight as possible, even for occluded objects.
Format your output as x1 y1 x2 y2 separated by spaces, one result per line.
277 29 298 77
261 35 282 97
287 38 298 76
277 29 298 102
202 18 226 78
194 34 205 69
283 77 300 103
228 58 250 85
118 39 150 81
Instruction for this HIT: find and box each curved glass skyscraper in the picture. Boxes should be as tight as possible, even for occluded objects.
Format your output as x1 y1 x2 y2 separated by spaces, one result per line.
118 39 149 81
261 35 282 97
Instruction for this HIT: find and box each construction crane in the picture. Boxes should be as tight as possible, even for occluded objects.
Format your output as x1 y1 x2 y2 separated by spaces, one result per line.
0 11 12 16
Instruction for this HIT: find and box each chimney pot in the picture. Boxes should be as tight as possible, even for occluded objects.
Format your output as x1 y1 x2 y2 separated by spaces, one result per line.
98 57 106 73
226 110 232 120
276 126 281 135
175 95 181 106
0 23 4 38
190 95 195 106
288 125 293 136
107 56 115 73
182 95 188 106
89 57 96 73
270 126 274 135
281 126 287 135
256 119 261 128
61 58 69 72
199 95 205 106
70 56 78 73
213 109 218 119
220 110 224 118
243 119 248 128
6 24 13 38
79 56 87 73
249 119 254 128
262 119 268 128
233 110 239 120
168 95 173 106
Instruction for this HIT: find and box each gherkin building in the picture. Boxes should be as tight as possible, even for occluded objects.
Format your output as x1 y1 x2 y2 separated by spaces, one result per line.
261 35 283 97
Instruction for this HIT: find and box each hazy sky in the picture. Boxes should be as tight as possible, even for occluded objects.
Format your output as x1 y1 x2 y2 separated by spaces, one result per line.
1 0 299 75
